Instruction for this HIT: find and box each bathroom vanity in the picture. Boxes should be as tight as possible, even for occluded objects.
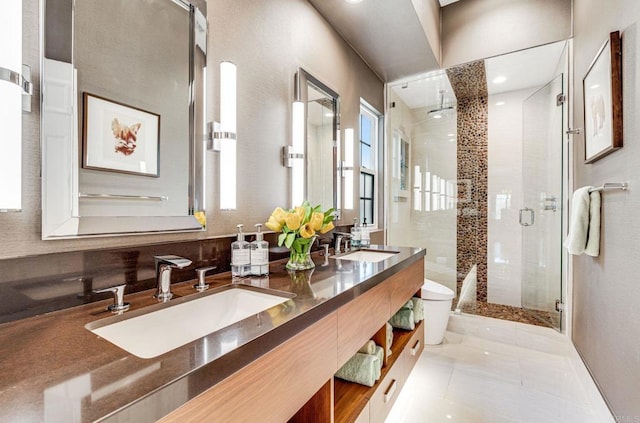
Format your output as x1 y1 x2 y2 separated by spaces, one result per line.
0 246 424 422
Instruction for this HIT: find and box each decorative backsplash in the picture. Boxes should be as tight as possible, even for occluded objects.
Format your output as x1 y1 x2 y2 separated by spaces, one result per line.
0 228 350 324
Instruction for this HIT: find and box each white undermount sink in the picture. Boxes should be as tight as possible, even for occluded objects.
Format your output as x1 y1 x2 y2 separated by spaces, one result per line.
86 285 293 359
332 249 399 263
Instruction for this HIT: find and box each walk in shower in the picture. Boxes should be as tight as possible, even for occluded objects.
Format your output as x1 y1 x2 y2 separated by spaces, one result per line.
385 40 569 330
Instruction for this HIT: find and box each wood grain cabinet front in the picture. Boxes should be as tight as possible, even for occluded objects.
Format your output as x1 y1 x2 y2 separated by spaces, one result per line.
337 281 391 367
368 350 406 423
354 402 370 423
159 313 338 423
389 260 424 313
403 320 425 379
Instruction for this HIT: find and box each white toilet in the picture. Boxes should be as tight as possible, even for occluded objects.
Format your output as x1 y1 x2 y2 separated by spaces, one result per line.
421 279 455 345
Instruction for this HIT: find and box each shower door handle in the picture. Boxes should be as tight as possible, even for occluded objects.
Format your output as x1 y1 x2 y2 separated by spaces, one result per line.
543 196 557 212
519 208 534 226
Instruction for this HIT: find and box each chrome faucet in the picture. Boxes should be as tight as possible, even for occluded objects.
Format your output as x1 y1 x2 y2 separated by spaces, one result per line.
154 255 192 302
334 232 352 254
94 283 130 313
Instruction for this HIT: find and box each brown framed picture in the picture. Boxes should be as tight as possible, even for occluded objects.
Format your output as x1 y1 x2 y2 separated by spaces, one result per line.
583 31 622 163
83 93 160 177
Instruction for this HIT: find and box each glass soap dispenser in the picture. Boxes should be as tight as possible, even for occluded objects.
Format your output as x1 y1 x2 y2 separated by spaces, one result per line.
350 218 361 248
250 223 269 276
360 218 371 247
231 224 251 278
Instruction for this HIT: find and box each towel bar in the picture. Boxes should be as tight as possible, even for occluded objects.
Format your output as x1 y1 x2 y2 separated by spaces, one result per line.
588 182 628 193
79 193 169 201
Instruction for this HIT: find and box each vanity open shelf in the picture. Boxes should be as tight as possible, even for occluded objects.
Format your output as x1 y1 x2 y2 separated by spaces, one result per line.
334 320 425 423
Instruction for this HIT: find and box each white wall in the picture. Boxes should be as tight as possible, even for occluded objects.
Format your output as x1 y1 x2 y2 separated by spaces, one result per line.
441 0 572 68
387 89 415 245
386 88 457 294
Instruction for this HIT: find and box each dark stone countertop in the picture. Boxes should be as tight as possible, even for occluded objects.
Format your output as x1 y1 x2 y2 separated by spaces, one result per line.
0 245 424 422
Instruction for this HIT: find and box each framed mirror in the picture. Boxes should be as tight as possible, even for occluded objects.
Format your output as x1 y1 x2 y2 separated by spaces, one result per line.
298 69 339 215
41 0 207 239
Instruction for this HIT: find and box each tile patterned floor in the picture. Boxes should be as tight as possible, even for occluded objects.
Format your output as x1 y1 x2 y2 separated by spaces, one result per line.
386 314 614 423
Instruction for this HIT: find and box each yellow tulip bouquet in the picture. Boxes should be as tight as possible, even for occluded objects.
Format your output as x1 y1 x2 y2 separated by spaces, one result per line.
266 201 335 270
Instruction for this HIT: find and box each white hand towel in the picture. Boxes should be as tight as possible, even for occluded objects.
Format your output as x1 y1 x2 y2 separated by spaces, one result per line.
585 191 601 257
564 187 592 255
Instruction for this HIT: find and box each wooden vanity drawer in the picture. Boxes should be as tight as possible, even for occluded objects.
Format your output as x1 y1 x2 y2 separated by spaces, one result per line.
389 260 423 313
369 352 406 423
337 281 390 367
403 321 424 378
160 313 338 423
354 402 370 423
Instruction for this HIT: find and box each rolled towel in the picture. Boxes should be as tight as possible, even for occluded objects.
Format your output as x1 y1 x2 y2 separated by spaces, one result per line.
389 308 415 331
386 322 394 356
402 300 413 310
358 340 376 355
374 345 384 375
335 352 380 387
411 296 424 323
372 350 381 381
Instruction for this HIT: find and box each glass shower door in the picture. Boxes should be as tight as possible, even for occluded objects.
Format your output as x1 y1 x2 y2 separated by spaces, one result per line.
521 74 564 330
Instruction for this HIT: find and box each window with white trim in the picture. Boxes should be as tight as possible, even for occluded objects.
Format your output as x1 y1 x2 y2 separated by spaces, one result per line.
359 102 381 226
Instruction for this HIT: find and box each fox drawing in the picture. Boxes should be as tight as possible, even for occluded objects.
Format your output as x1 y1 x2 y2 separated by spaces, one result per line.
112 118 142 156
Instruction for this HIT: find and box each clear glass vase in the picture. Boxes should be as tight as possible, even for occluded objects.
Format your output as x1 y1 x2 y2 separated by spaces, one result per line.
285 237 316 271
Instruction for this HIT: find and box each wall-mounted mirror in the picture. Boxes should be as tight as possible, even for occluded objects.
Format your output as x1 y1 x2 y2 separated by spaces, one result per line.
41 0 207 239
298 69 339 215
0 1 30 213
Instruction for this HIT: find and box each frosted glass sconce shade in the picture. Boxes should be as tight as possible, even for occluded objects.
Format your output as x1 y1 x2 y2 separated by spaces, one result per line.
218 61 237 210
291 100 305 208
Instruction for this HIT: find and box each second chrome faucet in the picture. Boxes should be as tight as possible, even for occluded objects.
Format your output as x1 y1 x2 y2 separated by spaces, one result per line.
154 255 192 302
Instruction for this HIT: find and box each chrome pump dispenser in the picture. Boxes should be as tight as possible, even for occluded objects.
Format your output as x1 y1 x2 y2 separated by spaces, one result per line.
250 223 269 276
231 224 251 278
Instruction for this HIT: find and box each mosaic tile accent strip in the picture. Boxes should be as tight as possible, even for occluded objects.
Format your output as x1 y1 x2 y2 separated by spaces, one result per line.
446 61 489 303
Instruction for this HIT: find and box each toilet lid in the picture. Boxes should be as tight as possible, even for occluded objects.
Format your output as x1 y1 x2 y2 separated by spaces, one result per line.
421 279 455 300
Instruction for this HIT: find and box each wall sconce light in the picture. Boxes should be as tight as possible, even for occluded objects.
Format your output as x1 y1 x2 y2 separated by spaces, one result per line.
0 0 32 212
210 61 237 210
336 129 341 212
342 128 354 210
283 71 305 208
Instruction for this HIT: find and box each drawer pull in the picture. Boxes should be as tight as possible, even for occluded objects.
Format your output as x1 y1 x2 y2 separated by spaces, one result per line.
410 339 421 356
383 379 397 403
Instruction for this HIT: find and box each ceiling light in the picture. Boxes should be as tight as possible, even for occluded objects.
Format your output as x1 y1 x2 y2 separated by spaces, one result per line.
345 0 363 3
590 84 600 89
447 133 454 137
495 101 505 106
431 113 442 119
492 75 507 84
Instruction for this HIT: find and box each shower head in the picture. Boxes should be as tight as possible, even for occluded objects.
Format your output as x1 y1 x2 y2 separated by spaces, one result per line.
428 90 455 119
